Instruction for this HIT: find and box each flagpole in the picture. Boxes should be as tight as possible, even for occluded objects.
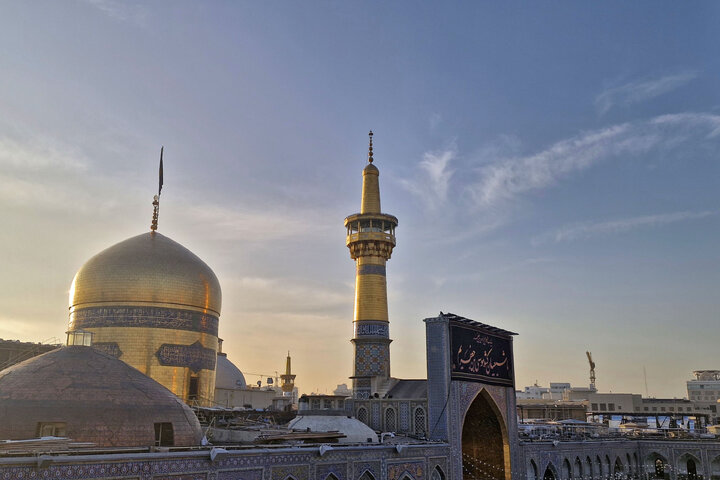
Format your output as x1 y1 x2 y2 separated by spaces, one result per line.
151 146 163 232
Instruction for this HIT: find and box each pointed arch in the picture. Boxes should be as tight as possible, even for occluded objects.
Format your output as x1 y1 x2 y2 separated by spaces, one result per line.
646 453 669 480
614 457 625 480
461 388 511 480
325 475 339 480
677 453 703 480
710 455 720 480
358 470 376 480
561 458 572 480
399 474 415 480
430 465 445 480
527 460 538 480
574 457 583 479
544 463 559 480
585 457 593 480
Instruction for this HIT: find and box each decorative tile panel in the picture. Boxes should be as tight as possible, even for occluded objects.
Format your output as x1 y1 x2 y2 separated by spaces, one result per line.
156 341 217 372
271 464 309 480
387 461 425 480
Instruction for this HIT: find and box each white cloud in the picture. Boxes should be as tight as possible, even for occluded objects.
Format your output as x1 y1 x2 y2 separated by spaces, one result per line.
399 144 456 211
534 211 716 244
181 202 334 243
0 136 87 172
81 0 148 26
468 113 720 208
595 71 698 114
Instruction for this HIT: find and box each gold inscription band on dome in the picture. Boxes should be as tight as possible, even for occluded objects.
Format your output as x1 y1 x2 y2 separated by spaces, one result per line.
69 306 219 336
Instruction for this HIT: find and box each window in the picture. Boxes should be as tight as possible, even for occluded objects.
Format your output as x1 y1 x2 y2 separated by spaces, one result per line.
644 407 649 411
414 407 426 436
600 403 607 410
660 407 665 412
592 403 599 410
188 375 199 401
608 403 615 411
669 407 674 411
154 423 174 446
384 407 397 432
652 407 657 411
311 398 321 409
357 407 368 424
323 399 333 409
337 400 344 409
359 471 375 480
37 422 66 437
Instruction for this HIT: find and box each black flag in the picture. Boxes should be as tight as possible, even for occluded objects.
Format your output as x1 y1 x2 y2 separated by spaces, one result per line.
158 146 164 196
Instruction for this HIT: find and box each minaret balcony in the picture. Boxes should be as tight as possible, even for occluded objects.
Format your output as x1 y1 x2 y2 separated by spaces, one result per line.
346 231 396 247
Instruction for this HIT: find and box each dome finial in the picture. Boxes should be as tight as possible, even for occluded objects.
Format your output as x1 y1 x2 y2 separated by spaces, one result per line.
368 130 374 163
151 147 164 232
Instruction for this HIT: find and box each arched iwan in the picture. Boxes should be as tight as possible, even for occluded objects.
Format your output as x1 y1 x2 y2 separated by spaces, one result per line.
461 388 511 480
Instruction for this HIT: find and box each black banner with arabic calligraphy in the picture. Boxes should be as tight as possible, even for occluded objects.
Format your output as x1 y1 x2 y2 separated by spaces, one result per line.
449 323 514 387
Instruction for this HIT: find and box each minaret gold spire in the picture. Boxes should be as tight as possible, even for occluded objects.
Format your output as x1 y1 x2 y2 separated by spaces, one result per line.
280 351 296 393
344 131 398 399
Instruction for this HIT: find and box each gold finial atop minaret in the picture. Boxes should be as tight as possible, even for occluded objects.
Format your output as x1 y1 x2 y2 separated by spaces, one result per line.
361 132 381 214
368 130 374 163
150 147 164 232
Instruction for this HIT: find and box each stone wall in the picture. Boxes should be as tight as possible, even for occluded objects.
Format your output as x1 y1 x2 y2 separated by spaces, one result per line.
0 443 451 480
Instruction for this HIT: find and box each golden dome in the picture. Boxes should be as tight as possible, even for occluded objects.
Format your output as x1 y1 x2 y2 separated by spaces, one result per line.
69 232 221 316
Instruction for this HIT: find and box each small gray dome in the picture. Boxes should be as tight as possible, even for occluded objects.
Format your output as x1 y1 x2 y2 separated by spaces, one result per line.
215 353 246 389
0 346 203 447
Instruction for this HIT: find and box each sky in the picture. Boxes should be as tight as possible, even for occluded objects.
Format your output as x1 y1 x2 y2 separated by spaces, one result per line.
0 2 718 398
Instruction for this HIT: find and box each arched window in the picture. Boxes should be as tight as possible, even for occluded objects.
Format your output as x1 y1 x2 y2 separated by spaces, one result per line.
585 457 593 480
384 407 397 431
414 407 426 436
357 407 368 424
655 459 666 479
325 475 339 480
544 466 557 480
431 466 445 480
574 457 583 479
562 459 571 480
399 475 414 480
687 458 698 480
614 458 625 480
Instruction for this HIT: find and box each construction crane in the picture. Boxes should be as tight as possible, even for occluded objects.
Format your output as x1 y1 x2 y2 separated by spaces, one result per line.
586 351 596 391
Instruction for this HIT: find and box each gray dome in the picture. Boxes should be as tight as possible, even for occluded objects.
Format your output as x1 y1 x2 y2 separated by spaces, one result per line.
0 346 203 447
215 353 247 389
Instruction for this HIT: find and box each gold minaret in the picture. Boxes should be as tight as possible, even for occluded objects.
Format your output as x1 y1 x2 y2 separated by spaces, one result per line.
344 131 398 399
280 351 296 393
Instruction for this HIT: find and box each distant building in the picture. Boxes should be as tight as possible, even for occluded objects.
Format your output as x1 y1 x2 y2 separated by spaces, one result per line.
687 370 720 422
516 383 550 400
0 338 59 370
516 399 587 421
549 382 572 400
333 383 352 397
